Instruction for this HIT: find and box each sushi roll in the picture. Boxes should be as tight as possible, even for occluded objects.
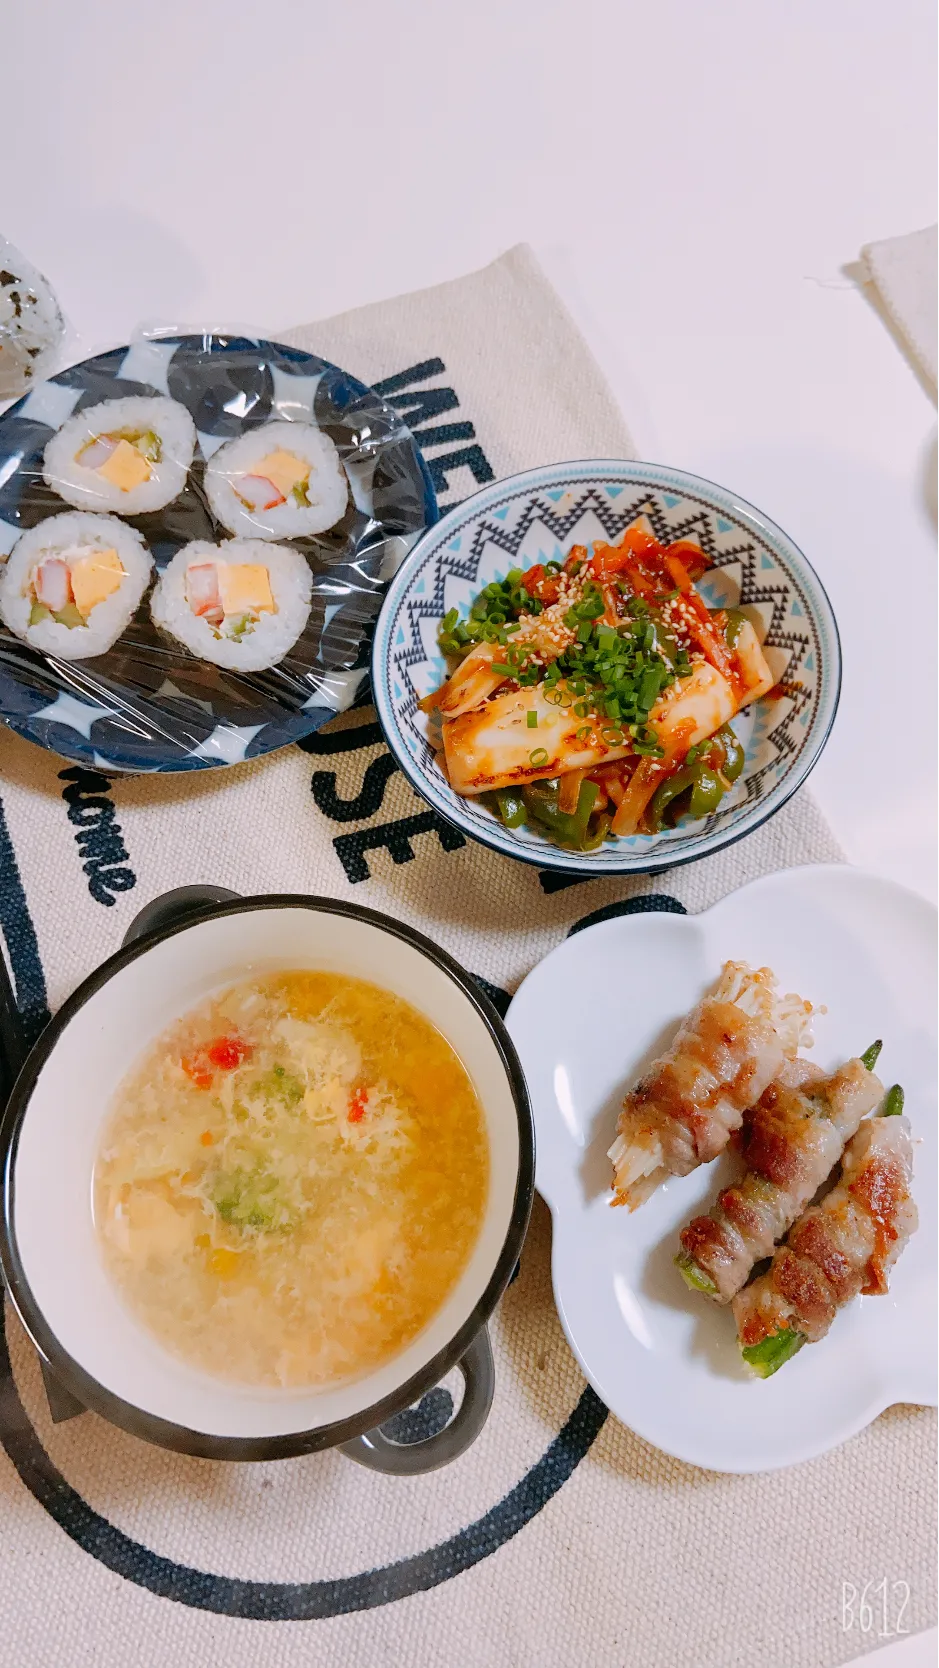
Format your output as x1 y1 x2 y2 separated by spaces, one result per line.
608 961 815 1210
733 1088 917 1376
0 512 152 660
204 420 347 540
150 538 312 672
676 1043 885 1302
43 395 196 514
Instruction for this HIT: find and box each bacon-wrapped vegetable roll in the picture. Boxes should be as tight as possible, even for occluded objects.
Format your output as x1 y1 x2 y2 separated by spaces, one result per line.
733 1088 916 1377
676 1042 885 1301
609 961 814 1209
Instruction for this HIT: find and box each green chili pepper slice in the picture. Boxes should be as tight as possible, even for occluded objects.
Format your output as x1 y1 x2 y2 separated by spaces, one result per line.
688 767 725 819
647 767 696 831
494 789 527 829
715 724 746 782
523 779 599 848
740 1326 806 1378
581 810 612 851
724 607 747 648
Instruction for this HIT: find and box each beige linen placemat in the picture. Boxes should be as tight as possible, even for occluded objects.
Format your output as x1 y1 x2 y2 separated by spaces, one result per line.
0 246 933 1668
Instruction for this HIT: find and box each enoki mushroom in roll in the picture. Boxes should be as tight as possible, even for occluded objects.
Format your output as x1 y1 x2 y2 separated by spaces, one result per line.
608 961 814 1210
676 1041 885 1302
733 1088 916 1377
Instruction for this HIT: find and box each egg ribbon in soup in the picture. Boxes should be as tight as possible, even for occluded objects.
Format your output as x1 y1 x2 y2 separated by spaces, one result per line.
94 973 490 1390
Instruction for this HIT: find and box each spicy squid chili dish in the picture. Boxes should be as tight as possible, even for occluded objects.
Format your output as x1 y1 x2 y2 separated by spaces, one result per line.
421 523 774 853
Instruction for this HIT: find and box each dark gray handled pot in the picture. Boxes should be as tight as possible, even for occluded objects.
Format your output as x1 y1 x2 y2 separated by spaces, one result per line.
0 887 533 1473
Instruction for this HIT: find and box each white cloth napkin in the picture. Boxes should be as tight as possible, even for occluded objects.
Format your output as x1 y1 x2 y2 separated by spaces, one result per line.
860 225 938 395
0 248 933 1668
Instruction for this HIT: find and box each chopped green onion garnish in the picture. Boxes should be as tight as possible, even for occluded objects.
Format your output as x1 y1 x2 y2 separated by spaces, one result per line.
529 747 549 766
526 711 538 729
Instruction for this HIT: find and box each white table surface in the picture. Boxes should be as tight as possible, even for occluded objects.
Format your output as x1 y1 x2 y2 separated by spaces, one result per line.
4 1 936 1659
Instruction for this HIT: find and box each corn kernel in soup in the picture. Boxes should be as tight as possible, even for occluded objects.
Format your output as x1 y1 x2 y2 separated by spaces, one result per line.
93 972 489 1388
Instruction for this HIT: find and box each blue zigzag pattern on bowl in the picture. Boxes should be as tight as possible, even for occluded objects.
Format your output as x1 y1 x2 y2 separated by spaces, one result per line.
384 478 827 865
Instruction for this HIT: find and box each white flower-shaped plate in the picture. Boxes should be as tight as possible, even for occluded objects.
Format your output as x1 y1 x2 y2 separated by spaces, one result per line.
506 865 937 1472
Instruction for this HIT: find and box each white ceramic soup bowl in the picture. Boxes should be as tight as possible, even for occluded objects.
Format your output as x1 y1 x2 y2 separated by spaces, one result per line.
0 890 534 1469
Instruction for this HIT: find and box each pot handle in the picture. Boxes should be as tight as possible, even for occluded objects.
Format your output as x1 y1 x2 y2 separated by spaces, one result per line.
339 1327 494 1475
122 884 242 948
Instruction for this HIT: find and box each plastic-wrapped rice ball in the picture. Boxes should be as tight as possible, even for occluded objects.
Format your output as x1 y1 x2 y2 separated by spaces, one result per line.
204 420 348 540
43 395 196 514
0 513 152 660
0 239 65 400
150 539 312 672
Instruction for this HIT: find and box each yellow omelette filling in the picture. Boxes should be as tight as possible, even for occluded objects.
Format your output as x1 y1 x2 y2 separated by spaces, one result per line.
71 548 126 613
236 449 311 508
184 561 277 641
97 439 151 490
219 563 274 617
28 546 127 629
218 563 275 640
76 430 162 490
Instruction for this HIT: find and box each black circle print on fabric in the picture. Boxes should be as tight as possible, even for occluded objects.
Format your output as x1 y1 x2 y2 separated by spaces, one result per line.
0 894 683 1619
0 1303 606 1620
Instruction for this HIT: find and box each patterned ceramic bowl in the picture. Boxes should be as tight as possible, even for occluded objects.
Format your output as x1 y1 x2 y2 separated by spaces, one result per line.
372 460 841 876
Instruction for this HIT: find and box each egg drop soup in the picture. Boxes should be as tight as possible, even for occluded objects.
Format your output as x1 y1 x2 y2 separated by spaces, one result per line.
94 972 489 1389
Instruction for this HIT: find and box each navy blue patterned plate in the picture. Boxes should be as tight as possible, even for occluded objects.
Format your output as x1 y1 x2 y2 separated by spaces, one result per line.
0 335 437 772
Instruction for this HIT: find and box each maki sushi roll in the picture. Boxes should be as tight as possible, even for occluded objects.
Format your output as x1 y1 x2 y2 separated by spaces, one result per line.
204 421 348 540
43 395 196 514
150 538 312 672
0 512 152 660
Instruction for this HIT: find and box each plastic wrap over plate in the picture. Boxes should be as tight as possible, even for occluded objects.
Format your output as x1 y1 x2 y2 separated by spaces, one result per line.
0 333 437 772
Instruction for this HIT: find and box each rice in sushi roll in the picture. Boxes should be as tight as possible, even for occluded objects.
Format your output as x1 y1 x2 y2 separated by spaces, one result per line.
150 539 312 672
0 512 152 660
43 395 196 514
204 421 347 540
